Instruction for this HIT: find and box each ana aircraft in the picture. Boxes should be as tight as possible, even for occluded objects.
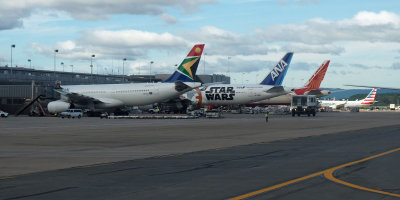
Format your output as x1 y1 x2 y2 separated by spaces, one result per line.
48 44 205 113
249 60 331 105
180 52 294 106
320 88 378 109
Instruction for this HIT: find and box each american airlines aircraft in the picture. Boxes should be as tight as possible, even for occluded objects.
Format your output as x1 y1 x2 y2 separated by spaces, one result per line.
180 52 294 106
48 44 205 113
320 88 378 109
249 60 331 105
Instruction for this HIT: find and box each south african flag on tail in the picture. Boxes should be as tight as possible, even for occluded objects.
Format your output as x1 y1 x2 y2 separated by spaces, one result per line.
163 44 205 83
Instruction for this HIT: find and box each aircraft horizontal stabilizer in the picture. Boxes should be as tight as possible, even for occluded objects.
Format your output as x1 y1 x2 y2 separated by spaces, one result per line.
265 86 285 93
306 89 323 96
174 81 191 92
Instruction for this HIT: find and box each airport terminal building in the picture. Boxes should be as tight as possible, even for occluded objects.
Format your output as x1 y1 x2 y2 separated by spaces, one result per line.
0 66 230 114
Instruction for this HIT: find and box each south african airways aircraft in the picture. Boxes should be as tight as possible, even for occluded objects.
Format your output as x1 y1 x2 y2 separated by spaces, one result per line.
47 44 205 113
180 52 294 105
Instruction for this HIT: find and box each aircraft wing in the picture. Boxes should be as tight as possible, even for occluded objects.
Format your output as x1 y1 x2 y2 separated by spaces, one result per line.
54 88 102 105
201 82 225 87
345 85 400 90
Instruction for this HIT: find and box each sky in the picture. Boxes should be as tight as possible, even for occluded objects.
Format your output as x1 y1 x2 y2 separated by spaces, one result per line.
0 0 399 88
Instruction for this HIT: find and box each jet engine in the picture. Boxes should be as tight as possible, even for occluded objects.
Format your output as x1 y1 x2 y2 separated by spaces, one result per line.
47 100 70 113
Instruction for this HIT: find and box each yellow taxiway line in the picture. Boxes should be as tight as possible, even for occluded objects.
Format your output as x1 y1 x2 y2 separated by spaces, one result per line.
230 147 400 200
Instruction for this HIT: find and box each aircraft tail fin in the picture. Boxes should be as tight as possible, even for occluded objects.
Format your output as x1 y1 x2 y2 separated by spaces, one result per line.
163 44 205 83
361 88 378 105
304 60 330 89
260 52 294 86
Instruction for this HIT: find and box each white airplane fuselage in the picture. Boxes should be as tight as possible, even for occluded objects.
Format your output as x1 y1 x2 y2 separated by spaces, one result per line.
48 82 201 113
183 84 289 106
319 100 347 109
319 100 373 109
344 100 373 108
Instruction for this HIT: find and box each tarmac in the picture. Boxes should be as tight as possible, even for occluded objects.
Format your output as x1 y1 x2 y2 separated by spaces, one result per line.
1 112 400 199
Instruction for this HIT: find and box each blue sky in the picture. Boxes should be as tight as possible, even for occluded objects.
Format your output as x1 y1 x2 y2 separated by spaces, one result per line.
0 0 399 88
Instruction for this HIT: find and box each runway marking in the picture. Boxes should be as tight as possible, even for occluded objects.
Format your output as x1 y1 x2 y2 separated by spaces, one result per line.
229 171 324 200
229 147 400 200
0 176 16 180
323 147 400 198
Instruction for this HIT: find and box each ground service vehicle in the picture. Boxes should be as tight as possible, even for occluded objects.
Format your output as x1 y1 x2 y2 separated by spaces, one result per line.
291 95 318 117
0 110 8 118
60 109 83 118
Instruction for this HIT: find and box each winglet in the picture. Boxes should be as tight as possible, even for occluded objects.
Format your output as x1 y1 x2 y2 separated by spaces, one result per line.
163 44 205 83
304 60 330 89
259 52 294 86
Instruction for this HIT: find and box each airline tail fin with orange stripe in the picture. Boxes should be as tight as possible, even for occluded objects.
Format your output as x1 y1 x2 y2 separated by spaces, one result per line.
304 60 330 89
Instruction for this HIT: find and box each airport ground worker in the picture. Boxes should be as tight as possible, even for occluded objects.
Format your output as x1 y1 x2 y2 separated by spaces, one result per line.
265 112 269 123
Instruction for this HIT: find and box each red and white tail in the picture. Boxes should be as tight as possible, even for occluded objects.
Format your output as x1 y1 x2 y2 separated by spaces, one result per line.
361 88 378 105
304 60 330 89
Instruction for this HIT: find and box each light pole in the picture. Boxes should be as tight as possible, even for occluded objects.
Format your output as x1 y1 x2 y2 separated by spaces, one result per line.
149 61 154 82
28 59 32 69
61 62 64 72
70 65 73 72
10 44 15 75
10 44 15 67
90 54 95 81
122 58 127 76
227 56 231 78
122 58 127 83
203 53 207 74
54 49 58 72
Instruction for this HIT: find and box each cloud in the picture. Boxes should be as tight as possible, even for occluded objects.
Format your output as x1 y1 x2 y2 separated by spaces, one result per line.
183 26 277 56
0 0 216 30
213 57 272 73
0 54 6 63
278 0 319 6
295 0 319 6
290 62 317 71
255 11 400 46
281 43 345 55
31 29 190 61
158 13 178 24
81 30 187 49
330 62 398 71
392 62 400 70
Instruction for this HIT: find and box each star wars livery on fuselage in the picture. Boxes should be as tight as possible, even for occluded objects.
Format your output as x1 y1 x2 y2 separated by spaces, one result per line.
48 44 205 113
181 52 294 106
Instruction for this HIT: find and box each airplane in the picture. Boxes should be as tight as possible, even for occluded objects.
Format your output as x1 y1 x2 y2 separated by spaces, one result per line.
319 88 378 109
249 60 331 105
180 52 294 106
47 44 205 113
